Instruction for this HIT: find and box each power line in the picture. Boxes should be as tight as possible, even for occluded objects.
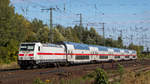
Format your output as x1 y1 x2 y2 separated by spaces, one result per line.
99 23 106 46
73 13 83 27
119 30 123 38
78 13 83 27
41 8 56 43
41 8 55 29
130 34 133 44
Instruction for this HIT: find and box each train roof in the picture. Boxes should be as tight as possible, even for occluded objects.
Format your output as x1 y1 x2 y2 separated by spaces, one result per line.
124 49 129 53
97 46 108 51
132 50 136 53
62 41 136 53
63 42 89 50
64 42 109 51
113 48 120 52
88 44 108 51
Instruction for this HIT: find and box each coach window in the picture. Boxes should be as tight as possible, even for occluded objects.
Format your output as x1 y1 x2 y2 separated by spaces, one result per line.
125 56 129 58
100 56 108 59
38 46 40 51
115 56 120 58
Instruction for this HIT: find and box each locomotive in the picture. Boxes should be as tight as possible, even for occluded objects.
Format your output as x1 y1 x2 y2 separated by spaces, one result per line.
18 42 137 69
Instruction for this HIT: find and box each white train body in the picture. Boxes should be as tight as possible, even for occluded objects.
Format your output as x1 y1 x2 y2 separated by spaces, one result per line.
18 42 137 68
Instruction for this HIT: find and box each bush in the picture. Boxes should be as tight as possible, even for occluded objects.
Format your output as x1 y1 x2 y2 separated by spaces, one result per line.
94 68 109 84
117 64 124 82
33 78 45 84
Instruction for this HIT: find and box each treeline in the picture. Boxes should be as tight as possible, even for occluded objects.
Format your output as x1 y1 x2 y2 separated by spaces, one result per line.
0 0 143 64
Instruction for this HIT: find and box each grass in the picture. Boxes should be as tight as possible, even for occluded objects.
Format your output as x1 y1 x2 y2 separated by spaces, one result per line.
111 70 150 84
0 62 19 69
33 68 110 84
33 69 150 84
33 77 91 84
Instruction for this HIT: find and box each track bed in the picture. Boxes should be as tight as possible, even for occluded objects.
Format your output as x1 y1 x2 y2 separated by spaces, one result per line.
0 59 150 84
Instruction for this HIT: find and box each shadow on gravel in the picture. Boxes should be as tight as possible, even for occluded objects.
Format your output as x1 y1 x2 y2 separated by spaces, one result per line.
0 68 21 72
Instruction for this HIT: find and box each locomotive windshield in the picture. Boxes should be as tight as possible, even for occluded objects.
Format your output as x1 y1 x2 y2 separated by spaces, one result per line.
20 44 35 51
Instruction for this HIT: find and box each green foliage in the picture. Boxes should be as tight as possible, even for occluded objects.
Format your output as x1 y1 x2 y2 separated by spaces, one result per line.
0 0 27 63
117 36 123 48
83 68 109 84
94 68 109 84
53 28 65 43
36 27 49 42
117 64 125 82
112 81 121 84
33 78 45 84
60 78 83 84
83 71 96 80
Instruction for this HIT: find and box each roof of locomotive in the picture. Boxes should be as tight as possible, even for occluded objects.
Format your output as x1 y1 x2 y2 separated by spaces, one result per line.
42 43 63 48
20 42 40 44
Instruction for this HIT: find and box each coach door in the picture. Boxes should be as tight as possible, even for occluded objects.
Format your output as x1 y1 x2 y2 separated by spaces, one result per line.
93 47 98 60
67 50 73 61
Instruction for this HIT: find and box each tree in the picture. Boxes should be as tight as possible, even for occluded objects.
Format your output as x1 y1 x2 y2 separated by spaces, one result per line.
85 35 96 44
105 38 113 47
56 24 66 36
64 27 74 41
31 18 45 33
0 0 15 46
73 25 84 41
117 36 123 48
36 27 49 43
53 28 65 43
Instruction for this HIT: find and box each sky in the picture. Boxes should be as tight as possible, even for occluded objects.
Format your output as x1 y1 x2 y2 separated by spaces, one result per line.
10 0 150 50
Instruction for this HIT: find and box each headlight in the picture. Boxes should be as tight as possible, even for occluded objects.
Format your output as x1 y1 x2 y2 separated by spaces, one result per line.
20 57 23 60
30 57 34 60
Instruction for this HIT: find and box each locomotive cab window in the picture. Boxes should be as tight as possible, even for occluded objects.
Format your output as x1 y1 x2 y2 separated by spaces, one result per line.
20 44 35 51
38 46 40 51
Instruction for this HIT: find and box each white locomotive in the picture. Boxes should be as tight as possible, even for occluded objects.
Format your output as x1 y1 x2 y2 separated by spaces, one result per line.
18 42 137 69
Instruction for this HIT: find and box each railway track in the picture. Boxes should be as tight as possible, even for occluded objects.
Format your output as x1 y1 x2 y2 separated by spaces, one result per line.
0 59 141 73
0 59 150 84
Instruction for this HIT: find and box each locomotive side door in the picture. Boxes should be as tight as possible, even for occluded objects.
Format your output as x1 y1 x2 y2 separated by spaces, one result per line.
34 44 42 60
89 47 94 61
